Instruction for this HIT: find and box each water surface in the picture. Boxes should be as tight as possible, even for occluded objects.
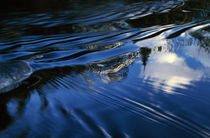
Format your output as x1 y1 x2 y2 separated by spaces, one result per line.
0 0 210 137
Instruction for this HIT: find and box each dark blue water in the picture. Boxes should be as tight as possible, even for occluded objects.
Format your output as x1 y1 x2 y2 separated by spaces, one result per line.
0 0 210 137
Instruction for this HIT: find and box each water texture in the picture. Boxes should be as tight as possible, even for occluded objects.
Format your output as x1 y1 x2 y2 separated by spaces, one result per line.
0 0 210 137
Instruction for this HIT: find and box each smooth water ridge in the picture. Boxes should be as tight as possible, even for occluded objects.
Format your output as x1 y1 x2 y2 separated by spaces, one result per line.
0 0 210 137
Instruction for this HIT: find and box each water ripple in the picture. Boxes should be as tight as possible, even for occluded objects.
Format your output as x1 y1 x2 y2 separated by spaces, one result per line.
0 0 210 137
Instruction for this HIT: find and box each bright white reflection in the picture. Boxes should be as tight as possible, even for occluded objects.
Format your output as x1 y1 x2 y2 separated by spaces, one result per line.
156 53 183 64
189 23 210 33
140 52 203 94
136 24 210 94
136 33 169 49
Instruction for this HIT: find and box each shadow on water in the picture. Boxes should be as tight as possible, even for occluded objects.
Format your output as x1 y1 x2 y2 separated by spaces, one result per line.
0 65 84 130
0 0 210 137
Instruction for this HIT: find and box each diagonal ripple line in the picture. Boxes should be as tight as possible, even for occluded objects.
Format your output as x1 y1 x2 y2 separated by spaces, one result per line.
89 87 209 138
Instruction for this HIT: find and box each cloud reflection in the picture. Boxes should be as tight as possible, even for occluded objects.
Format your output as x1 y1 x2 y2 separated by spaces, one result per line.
140 51 203 94
137 23 210 94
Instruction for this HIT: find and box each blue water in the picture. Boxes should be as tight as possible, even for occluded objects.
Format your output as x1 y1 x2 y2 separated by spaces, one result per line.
0 0 210 137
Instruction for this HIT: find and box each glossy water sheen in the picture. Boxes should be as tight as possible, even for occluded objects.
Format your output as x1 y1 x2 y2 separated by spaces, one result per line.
0 0 210 137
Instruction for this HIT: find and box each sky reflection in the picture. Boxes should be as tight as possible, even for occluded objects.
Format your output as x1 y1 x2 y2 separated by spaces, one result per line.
138 25 210 94
140 52 203 94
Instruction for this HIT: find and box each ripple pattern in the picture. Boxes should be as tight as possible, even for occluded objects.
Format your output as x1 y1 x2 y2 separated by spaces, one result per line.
0 0 210 137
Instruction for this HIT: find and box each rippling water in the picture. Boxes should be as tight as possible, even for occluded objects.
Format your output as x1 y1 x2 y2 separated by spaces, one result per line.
0 0 210 137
